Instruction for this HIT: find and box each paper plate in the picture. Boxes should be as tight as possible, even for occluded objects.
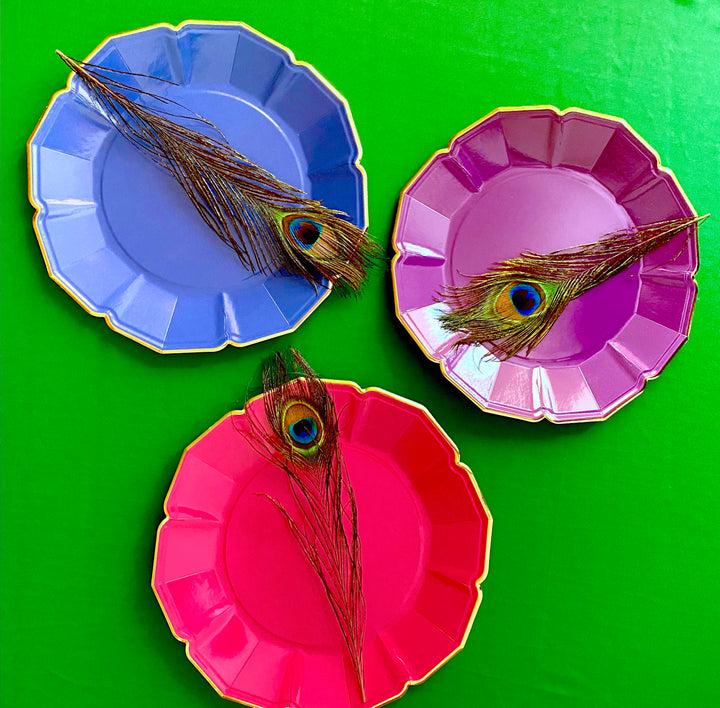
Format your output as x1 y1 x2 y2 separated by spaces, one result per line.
392 106 699 423
28 22 366 352
152 381 491 708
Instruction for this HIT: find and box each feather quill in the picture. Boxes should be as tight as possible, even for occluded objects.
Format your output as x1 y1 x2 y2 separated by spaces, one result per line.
439 215 707 359
56 51 380 294
244 349 365 698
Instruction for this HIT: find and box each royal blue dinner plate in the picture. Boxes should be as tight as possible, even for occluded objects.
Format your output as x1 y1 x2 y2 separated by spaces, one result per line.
28 21 367 352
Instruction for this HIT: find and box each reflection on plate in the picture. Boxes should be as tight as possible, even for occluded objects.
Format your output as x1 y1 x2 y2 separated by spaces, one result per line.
152 382 491 708
392 106 699 423
28 21 366 352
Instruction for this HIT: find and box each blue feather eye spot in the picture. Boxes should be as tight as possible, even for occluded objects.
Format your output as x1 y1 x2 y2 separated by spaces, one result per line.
289 416 318 445
283 402 323 450
509 284 542 316
287 217 323 249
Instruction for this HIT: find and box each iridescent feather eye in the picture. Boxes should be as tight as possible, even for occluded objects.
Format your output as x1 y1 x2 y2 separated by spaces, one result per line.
283 215 323 250
283 402 323 452
274 208 380 293
496 281 546 320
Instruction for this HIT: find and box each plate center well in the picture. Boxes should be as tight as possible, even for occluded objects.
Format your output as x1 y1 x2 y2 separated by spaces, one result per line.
447 166 638 364
224 443 428 650
100 87 307 291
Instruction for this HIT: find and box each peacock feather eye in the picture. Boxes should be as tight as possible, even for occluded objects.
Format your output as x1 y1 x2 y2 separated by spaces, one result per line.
283 215 323 250
496 282 546 320
283 401 323 451
510 284 542 315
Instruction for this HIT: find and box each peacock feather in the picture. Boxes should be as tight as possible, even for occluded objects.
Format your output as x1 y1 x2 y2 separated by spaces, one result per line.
57 52 380 294
439 215 707 360
244 349 366 699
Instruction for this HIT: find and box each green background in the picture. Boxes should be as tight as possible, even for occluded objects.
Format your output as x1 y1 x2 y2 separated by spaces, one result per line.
3 1 720 706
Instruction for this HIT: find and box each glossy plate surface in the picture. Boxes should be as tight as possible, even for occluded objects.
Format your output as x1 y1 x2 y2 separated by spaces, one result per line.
392 107 699 422
153 382 491 708
29 22 366 352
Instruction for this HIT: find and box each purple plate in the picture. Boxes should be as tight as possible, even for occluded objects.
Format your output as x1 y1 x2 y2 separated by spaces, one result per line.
392 107 699 423
28 22 366 353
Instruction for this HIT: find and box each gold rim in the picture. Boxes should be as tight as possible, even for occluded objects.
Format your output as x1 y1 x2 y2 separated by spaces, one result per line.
151 379 492 707
390 105 700 424
27 20 369 354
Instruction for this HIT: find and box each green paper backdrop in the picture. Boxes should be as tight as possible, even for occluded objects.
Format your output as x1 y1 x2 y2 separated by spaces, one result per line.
2 1 720 706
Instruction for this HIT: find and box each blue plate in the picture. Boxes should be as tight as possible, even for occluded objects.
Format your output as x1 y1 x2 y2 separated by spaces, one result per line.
28 22 367 352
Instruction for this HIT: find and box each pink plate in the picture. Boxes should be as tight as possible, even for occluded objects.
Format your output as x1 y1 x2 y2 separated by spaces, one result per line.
392 107 700 423
152 382 492 708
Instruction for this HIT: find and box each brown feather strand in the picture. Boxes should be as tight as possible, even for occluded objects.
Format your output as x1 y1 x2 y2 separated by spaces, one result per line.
244 349 366 699
56 51 380 294
439 215 708 359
